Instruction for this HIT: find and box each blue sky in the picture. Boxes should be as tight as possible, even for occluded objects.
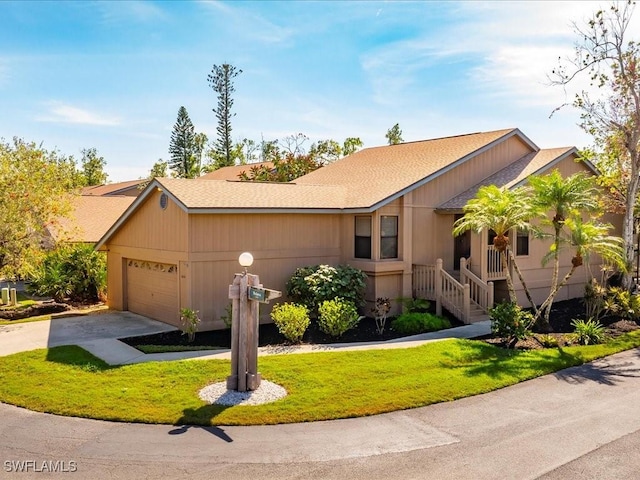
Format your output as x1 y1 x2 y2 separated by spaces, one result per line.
1 1 637 182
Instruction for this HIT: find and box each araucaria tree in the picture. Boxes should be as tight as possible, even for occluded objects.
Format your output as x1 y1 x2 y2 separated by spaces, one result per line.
208 63 242 168
168 106 200 178
551 1 640 289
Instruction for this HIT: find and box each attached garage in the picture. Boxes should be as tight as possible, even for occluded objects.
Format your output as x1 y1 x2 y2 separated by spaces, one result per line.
125 259 180 327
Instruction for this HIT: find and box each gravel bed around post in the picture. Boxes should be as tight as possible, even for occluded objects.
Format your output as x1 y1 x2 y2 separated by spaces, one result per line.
199 381 287 406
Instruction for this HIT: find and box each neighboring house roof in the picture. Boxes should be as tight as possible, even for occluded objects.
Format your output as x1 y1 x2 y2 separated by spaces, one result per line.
82 179 145 197
51 195 135 243
435 147 588 212
200 162 276 181
294 128 533 210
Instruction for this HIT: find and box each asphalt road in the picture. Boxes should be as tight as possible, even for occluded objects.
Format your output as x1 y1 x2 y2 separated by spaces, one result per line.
1 348 640 479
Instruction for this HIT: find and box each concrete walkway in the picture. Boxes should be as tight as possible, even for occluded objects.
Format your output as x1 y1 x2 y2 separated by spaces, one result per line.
0 310 491 364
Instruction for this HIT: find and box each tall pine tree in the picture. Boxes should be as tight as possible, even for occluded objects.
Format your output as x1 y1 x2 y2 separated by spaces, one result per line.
207 64 242 168
168 106 199 178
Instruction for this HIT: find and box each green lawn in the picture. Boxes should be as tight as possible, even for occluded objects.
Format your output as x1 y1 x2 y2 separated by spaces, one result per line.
2 332 640 426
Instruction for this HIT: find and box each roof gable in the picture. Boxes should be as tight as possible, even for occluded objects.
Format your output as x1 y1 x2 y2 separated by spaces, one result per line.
295 128 535 209
436 147 585 212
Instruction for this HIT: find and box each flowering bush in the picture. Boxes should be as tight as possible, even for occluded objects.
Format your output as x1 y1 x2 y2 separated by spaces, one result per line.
286 264 367 312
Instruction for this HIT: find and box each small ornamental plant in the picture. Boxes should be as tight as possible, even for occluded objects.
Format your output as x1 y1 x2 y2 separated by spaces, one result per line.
571 318 606 345
270 303 310 343
180 308 201 342
489 301 533 349
371 297 391 335
318 298 361 337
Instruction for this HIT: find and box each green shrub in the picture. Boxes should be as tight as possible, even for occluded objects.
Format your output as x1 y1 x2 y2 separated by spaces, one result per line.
317 298 361 337
390 312 451 335
270 303 310 343
603 287 640 321
537 334 559 348
397 297 431 313
29 244 106 303
571 318 606 345
286 264 367 312
489 301 533 348
180 308 200 342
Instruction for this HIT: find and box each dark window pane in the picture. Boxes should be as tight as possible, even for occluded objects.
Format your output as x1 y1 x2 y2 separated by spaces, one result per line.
355 236 372 259
516 231 529 256
381 216 398 237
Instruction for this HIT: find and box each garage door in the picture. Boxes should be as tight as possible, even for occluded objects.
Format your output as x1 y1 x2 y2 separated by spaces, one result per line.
126 259 179 326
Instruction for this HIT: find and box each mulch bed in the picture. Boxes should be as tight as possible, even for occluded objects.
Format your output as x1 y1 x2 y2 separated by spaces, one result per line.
121 298 640 352
486 297 640 350
0 302 71 320
121 313 462 350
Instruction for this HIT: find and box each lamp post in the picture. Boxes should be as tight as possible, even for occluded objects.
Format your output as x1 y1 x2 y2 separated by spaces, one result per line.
227 252 261 392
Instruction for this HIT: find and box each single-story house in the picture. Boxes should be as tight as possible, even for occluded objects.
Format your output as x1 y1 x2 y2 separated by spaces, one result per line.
96 128 612 330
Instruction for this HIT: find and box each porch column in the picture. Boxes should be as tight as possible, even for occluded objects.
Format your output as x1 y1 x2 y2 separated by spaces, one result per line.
435 258 443 316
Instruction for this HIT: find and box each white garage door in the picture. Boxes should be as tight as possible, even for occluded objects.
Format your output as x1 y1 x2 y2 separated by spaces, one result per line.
126 259 179 327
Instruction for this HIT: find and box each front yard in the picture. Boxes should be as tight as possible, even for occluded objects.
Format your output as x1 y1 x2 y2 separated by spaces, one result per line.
1 331 640 426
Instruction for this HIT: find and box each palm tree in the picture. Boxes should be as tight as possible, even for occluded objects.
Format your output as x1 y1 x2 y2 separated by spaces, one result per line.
453 185 536 306
535 216 625 327
529 171 602 328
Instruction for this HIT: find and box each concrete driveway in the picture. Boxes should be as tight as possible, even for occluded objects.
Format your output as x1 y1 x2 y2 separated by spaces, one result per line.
0 312 176 357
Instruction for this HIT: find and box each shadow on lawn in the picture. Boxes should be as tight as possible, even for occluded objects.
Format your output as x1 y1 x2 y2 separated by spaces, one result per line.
441 341 585 380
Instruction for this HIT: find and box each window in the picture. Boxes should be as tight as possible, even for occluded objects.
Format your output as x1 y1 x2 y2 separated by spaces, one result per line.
380 216 398 259
516 228 529 256
354 216 372 259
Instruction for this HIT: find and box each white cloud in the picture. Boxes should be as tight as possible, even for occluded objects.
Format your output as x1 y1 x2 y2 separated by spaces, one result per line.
95 0 167 25
197 0 296 45
36 102 121 126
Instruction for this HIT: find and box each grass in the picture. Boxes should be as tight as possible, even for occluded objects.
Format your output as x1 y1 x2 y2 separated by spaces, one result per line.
1 330 640 426
136 345 226 354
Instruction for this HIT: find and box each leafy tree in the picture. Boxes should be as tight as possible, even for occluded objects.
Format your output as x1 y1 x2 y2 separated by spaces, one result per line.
139 159 169 190
149 159 168 179
550 1 640 289
238 153 321 182
309 137 364 164
168 106 201 178
0 138 75 279
80 148 107 186
208 63 242 168
385 123 403 145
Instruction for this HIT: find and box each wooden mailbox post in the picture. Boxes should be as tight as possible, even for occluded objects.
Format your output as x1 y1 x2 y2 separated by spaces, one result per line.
226 254 281 393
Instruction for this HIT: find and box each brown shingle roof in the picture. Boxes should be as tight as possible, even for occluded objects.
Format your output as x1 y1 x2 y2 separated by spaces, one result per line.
200 162 276 181
295 128 524 208
156 178 347 211
51 195 135 243
82 180 145 196
436 147 579 211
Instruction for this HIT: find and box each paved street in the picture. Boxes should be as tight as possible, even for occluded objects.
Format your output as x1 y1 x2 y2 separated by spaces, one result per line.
1 347 640 479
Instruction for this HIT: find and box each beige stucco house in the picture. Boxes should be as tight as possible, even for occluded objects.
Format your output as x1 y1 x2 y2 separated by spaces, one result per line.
96 128 605 330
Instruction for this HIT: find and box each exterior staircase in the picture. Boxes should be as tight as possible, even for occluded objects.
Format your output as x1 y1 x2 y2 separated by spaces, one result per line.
413 258 493 324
